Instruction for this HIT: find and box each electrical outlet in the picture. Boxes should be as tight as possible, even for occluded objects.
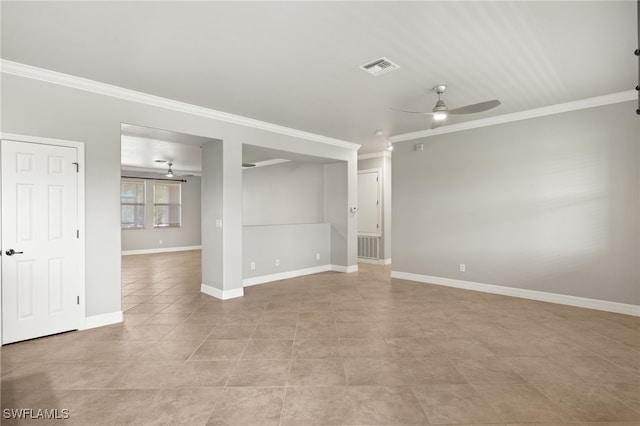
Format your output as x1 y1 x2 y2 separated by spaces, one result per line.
316 253 320 260
459 264 466 272
275 259 280 267
159 239 163 245
250 262 256 270
215 219 223 228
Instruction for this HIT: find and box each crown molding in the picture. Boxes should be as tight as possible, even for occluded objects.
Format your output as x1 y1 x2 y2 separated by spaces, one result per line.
358 151 391 160
388 90 636 143
1 60 361 151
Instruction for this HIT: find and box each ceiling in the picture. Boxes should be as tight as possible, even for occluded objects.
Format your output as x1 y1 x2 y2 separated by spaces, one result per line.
121 124 339 173
2 2 636 153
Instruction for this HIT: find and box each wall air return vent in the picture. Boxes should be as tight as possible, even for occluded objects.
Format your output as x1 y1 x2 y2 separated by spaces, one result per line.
359 57 400 76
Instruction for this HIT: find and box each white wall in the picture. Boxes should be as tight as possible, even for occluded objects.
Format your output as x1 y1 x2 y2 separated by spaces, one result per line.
243 162 324 225
1 71 358 317
392 101 639 306
121 175 201 252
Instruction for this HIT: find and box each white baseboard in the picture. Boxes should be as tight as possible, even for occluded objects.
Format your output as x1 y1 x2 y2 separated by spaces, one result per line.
79 311 123 330
358 258 392 265
244 265 333 287
391 271 640 317
201 283 244 300
243 264 360 287
331 264 358 273
121 245 202 256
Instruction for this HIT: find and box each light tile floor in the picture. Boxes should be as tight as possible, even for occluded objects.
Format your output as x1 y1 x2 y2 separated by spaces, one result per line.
1 250 639 425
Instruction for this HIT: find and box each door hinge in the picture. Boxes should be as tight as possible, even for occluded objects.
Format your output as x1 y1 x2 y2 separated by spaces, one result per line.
376 177 379 182
377 224 379 228
77 296 80 305
377 200 379 205
76 230 80 239
72 162 79 172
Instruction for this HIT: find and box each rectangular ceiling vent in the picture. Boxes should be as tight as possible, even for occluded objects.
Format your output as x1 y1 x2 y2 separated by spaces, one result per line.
359 57 400 76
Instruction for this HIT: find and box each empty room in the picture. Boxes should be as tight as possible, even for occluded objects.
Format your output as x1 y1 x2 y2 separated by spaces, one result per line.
1 1 639 425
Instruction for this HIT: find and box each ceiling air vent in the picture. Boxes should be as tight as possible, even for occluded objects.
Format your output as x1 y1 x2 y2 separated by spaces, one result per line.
359 57 400 76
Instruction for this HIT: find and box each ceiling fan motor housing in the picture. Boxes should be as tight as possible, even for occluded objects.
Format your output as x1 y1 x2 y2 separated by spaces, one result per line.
433 99 448 112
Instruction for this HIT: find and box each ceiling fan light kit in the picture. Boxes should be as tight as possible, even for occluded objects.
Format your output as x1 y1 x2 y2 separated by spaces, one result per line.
433 111 448 121
165 162 175 177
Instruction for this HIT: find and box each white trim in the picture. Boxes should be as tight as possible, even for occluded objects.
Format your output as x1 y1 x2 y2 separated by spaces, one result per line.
358 168 382 174
391 271 640 317
79 311 123 330
1 132 86 150
2 60 360 151
121 245 202 256
0 133 87 339
243 265 333 287
121 165 202 177
358 151 392 160
200 284 244 300
388 90 636 143
252 159 291 169
331 264 359 273
358 258 391 265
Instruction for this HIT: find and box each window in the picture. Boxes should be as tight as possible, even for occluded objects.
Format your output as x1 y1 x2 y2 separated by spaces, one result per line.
153 182 181 227
121 179 145 229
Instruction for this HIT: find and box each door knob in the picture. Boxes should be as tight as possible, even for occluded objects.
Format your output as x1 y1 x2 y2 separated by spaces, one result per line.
5 249 24 256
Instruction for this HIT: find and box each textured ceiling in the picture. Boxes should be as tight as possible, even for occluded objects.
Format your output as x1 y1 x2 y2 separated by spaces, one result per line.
2 1 636 153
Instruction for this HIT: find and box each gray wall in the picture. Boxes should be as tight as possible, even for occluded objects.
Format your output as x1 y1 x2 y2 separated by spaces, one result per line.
243 162 324 225
1 73 357 317
358 155 392 260
392 101 639 305
121 175 201 251
243 224 330 279
324 162 349 266
201 142 225 292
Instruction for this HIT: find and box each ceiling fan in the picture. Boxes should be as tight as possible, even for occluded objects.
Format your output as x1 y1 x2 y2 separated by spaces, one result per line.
392 85 501 130
154 160 193 178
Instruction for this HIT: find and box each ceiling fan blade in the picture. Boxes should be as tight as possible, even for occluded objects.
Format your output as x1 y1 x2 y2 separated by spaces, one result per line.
390 107 434 115
430 119 446 130
448 100 501 115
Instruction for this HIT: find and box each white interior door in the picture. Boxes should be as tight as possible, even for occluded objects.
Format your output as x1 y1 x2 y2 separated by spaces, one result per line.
358 170 381 236
1 140 79 344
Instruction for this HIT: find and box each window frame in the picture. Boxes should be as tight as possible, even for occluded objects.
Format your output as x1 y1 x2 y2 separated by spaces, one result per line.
120 178 146 230
152 181 182 228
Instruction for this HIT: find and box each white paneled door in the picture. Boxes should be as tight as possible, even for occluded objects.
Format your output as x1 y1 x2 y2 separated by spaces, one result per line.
357 170 381 236
1 140 79 344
